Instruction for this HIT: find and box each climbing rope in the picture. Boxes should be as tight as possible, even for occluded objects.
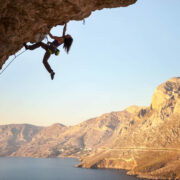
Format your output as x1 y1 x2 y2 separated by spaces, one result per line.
0 49 27 76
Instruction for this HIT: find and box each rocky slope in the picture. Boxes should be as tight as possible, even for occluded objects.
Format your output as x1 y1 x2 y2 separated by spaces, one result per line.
0 124 42 156
79 77 180 179
1 77 180 179
12 110 136 157
0 108 141 158
0 0 137 69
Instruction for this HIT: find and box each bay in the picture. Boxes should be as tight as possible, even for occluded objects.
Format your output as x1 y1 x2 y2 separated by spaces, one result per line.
0 158 141 180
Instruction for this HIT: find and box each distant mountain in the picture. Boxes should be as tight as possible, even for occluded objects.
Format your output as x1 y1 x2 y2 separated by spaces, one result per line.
79 77 180 179
0 124 42 156
12 111 136 157
1 108 142 158
1 77 180 179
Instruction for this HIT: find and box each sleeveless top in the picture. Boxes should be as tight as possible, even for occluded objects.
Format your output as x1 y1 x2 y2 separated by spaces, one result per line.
52 40 61 47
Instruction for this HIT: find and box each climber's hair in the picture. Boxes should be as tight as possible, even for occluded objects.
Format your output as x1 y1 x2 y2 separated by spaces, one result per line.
63 35 73 53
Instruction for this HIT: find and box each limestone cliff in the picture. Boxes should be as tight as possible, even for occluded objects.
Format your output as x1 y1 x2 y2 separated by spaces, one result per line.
151 77 180 114
0 0 137 69
79 77 180 179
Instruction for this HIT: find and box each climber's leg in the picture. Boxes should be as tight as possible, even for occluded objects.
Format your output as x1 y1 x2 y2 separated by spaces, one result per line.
24 42 49 51
42 51 55 80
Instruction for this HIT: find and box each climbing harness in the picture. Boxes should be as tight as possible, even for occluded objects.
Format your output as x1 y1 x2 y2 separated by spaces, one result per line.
47 42 60 56
48 48 60 56
45 36 60 56
0 49 27 76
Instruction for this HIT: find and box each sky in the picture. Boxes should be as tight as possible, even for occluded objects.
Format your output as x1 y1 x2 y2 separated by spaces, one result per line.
1 0 180 126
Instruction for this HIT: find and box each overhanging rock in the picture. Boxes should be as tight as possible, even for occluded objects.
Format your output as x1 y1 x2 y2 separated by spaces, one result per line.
0 0 137 69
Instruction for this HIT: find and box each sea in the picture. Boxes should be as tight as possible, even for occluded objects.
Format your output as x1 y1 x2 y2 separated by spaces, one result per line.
0 157 142 180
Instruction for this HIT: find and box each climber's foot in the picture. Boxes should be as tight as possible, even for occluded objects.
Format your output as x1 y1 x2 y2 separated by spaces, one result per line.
23 43 29 50
50 72 55 80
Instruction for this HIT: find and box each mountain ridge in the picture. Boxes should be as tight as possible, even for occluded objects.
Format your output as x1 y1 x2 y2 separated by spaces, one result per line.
79 77 180 179
1 77 180 179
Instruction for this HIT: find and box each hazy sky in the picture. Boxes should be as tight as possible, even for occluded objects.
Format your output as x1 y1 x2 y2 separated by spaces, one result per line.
1 0 180 126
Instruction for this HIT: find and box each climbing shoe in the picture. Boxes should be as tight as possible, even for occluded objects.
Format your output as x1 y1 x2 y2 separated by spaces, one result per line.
50 72 55 80
23 43 29 50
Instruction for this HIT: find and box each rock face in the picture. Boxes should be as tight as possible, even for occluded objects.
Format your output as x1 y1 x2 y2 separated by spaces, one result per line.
0 111 139 158
12 111 132 157
151 77 180 113
0 124 42 156
0 0 137 69
79 77 180 179
1 77 180 179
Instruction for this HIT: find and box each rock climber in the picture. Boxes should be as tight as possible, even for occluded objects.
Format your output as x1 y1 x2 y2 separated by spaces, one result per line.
23 23 73 80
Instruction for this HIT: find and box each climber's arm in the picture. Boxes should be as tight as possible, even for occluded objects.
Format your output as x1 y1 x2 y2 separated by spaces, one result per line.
62 23 67 37
48 32 63 41
48 32 56 39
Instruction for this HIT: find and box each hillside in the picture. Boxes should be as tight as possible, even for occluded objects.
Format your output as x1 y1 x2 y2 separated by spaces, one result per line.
0 124 42 156
79 77 180 179
12 110 136 157
1 77 180 179
0 109 141 158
